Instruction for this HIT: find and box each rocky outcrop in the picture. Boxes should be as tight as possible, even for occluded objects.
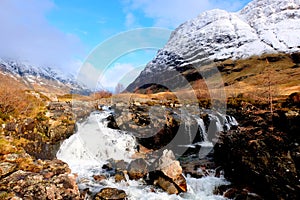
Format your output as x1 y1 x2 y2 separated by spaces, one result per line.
214 105 300 200
0 100 96 199
98 149 187 195
0 148 81 200
0 135 81 199
0 101 94 160
112 103 202 152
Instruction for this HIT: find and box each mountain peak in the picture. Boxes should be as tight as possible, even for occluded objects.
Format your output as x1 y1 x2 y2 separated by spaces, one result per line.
127 0 300 92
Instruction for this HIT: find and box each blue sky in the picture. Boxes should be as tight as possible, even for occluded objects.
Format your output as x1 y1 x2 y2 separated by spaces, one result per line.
0 0 251 91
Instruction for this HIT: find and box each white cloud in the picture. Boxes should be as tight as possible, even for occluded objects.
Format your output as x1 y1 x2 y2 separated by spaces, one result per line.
125 12 137 28
99 63 138 90
0 0 83 73
77 62 101 89
123 0 247 28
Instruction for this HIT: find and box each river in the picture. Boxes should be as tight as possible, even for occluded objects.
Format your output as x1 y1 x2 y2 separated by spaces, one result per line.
57 107 235 199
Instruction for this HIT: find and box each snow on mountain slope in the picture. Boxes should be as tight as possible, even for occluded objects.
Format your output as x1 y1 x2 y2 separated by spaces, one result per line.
0 58 89 95
240 0 300 51
127 0 300 92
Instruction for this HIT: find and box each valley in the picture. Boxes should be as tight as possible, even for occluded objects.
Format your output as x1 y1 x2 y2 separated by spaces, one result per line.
0 0 300 199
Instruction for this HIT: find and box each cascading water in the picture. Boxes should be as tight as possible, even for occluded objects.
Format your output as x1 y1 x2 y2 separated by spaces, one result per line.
57 110 136 165
191 113 238 158
57 108 231 199
193 115 209 144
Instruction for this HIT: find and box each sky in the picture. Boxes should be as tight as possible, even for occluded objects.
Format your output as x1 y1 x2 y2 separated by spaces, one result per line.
0 0 251 91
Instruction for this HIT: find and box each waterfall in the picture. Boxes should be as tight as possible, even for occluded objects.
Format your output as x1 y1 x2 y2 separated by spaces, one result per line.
57 110 136 168
208 114 224 133
194 116 208 142
192 113 238 151
56 108 231 199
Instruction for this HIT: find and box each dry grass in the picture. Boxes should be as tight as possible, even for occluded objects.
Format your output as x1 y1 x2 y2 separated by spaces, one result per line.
58 93 92 102
0 74 45 120
205 53 300 99
118 53 300 105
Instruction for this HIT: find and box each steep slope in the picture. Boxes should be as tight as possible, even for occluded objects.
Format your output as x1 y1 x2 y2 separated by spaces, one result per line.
0 58 90 95
127 0 300 93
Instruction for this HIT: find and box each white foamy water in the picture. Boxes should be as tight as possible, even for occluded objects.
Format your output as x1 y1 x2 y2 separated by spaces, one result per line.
57 109 230 200
57 110 136 166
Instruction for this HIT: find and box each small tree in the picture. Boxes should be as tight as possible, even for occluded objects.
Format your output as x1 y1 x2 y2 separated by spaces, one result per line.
115 83 125 94
264 58 277 114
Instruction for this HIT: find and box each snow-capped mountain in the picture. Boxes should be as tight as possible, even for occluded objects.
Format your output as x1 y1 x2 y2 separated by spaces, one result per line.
127 0 300 92
0 58 90 95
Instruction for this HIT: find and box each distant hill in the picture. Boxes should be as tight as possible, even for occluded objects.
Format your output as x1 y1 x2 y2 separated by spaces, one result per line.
0 58 90 97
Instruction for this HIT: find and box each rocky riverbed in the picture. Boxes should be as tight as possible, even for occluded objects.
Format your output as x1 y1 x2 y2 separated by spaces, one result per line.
0 94 299 199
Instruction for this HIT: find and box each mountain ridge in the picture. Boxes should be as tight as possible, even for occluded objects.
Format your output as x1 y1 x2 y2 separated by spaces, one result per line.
0 58 90 96
127 0 300 92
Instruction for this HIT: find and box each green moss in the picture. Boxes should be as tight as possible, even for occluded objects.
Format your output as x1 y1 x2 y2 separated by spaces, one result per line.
0 111 10 121
0 191 10 200
35 111 48 121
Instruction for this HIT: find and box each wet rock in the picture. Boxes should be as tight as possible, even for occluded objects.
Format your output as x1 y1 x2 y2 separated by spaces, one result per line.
80 188 92 199
115 160 128 171
181 159 214 178
127 158 148 180
156 150 182 179
150 150 187 194
114 103 203 153
102 162 113 171
222 187 264 200
93 175 107 182
94 188 127 200
115 171 126 182
224 188 248 199
106 115 119 129
155 175 179 194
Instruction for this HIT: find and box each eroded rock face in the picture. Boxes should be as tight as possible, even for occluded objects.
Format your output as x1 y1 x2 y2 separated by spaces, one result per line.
94 188 127 200
214 107 300 200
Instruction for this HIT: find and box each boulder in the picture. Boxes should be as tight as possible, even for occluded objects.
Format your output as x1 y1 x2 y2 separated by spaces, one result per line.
114 171 126 182
94 188 127 200
150 150 187 194
127 158 148 180
156 150 182 178
154 175 179 194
